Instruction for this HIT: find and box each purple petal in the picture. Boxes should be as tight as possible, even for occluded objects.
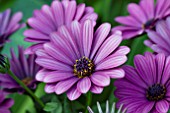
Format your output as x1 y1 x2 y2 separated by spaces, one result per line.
82 20 94 57
135 101 154 113
65 1 76 25
134 54 155 86
58 26 80 58
77 77 91 93
51 1 64 27
156 100 169 113
50 32 77 61
112 26 143 39
28 17 53 35
90 72 110 87
94 31 122 64
113 46 130 55
45 84 55 93
90 23 111 59
67 85 81 101
55 77 78 94
105 68 125 79
115 16 141 27
74 4 85 20
0 109 11 113
43 71 74 83
161 55 170 84
36 57 72 71
70 21 84 56
24 29 49 40
156 20 170 46
44 43 73 65
1 99 14 108
139 0 154 20
127 3 147 23
24 44 43 54
96 55 127 71
90 85 103 94
123 66 148 88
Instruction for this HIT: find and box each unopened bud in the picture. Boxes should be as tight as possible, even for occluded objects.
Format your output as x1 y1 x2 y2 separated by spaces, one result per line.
0 54 10 73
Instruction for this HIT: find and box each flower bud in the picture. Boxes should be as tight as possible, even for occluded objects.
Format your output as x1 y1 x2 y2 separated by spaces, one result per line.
0 54 10 73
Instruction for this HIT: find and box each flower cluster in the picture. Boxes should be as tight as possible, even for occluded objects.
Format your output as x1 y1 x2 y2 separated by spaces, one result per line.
0 0 170 112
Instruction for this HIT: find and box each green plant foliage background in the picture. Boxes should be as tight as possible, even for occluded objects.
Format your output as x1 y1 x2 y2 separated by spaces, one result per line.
0 0 157 113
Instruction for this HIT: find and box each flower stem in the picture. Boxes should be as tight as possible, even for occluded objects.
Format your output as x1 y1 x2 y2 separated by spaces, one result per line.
7 70 45 108
85 92 92 113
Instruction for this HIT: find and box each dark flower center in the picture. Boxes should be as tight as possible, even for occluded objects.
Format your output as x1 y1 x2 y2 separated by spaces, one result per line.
146 84 166 101
142 19 155 29
22 77 33 86
74 56 94 78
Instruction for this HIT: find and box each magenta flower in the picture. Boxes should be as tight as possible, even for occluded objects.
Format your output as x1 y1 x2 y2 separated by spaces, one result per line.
24 0 97 54
0 90 14 113
0 9 24 48
114 52 170 113
145 16 170 56
35 20 130 100
0 46 41 93
112 0 170 39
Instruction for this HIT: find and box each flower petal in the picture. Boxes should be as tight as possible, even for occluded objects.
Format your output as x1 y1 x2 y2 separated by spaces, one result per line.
90 72 110 87
77 77 91 93
90 85 103 94
45 84 55 93
90 23 111 59
82 19 94 57
55 77 78 94
94 31 122 64
156 100 169 113
43 71 74 83
67 85 81 101
96 55 127 71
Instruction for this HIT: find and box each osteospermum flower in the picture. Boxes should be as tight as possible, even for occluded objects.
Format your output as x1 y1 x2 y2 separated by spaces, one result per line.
145 16 170 56
0 90 14 113
87 101 126 113
112 0 170 39
0 46 41 93
24 0 97 54
35 20 130 100
114 52 170 113
0 9 24 49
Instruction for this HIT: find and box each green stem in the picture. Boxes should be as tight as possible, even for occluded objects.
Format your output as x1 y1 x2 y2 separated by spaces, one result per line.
7 70 45 108
85 92 92 113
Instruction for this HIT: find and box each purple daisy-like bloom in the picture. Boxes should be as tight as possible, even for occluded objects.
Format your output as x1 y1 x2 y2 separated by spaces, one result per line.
112 0 170 39
0 90 14 113
145 16 170 56
35 20 130 100
0 46 41 93
114 52 170 113
0 9 24 48
24 0 97 54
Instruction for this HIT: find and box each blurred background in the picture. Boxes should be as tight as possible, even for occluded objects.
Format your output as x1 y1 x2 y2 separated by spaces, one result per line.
0 0 151 113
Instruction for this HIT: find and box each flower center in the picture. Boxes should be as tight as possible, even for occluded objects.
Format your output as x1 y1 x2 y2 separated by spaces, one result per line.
146 84 166 101
22 77 33 86
73 56 94 78
142 19 154 29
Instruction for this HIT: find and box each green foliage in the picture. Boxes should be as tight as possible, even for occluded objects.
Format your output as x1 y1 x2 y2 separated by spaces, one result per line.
0 0 155 113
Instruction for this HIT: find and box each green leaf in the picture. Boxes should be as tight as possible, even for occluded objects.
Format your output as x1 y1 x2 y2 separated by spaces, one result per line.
44 102 60 112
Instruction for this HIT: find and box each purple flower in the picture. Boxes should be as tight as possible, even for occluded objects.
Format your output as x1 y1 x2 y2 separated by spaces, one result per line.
112 0 170 39
35 20 130 100
24 0 97 54
145 16 170 56
114 52 170 113
0 46 41 93
0 9 24 48
0 90 14 113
